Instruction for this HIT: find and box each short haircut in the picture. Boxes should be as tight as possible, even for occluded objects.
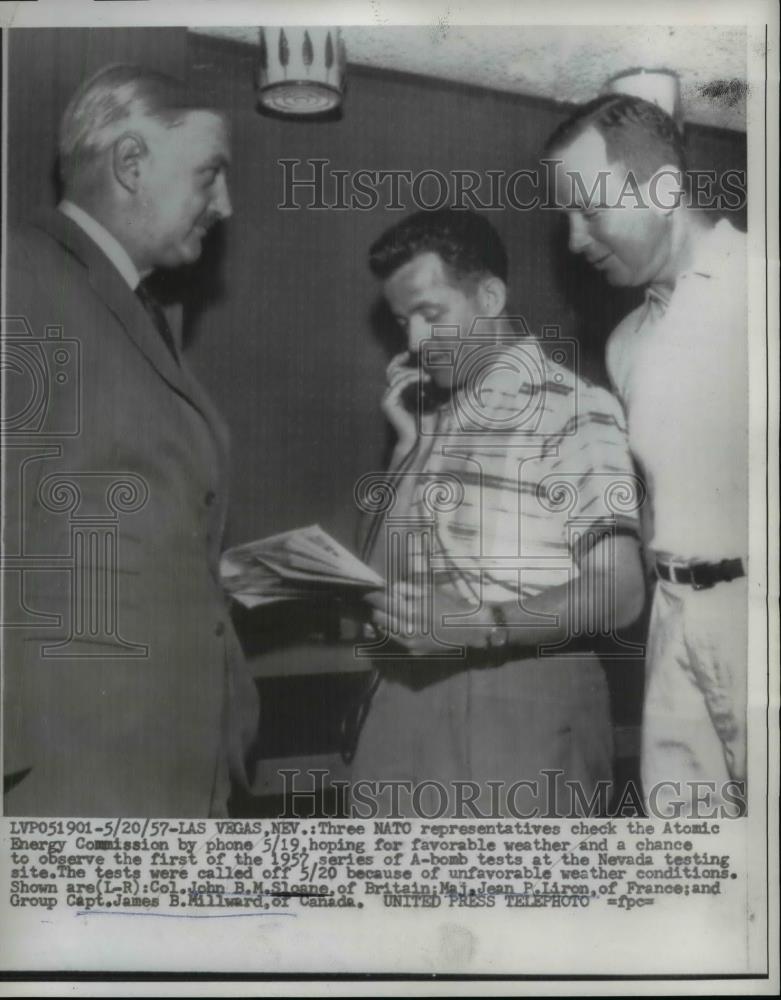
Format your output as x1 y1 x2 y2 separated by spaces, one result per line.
58 63 212 194
544 93 687 181
368 209 508 285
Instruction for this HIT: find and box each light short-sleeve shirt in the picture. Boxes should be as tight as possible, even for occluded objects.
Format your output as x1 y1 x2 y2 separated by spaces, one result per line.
605 219 747 562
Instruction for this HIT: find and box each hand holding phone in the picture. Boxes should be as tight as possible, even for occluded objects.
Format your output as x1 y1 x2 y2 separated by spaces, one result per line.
380 351 431 451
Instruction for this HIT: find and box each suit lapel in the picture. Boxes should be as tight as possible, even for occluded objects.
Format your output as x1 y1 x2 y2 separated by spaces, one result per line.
33 208 230 459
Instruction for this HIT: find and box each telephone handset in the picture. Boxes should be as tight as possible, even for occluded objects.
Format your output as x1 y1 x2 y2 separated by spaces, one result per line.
399 358 452 414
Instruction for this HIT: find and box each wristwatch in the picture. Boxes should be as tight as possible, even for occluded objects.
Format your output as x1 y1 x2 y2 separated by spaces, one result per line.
484 603 509 652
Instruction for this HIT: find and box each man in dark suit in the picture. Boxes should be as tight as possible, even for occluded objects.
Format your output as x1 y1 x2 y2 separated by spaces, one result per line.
3 64 259 816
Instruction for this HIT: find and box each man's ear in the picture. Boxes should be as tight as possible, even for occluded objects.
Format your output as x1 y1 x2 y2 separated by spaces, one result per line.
112 132 147 194
648 162 685 215
477 275 507 317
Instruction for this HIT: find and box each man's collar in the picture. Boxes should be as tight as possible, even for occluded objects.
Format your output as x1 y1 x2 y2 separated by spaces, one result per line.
680 217 738 280
647 218 739 305
645 284 672 309
58 200 144 290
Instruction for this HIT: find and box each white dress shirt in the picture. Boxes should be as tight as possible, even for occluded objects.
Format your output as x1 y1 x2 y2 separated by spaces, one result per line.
58 199 144 290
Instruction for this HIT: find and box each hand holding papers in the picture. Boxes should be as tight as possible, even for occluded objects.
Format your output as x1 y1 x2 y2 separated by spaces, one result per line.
220 525 384 608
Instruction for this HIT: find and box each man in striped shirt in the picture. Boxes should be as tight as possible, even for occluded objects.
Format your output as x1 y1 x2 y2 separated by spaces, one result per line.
351 209 646 817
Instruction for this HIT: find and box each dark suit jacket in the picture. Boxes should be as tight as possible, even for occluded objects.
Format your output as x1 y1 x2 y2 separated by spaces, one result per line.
3 207 259 816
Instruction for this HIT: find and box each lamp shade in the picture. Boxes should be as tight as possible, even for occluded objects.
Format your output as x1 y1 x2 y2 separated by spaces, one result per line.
603 68 682 126
255 27 346 115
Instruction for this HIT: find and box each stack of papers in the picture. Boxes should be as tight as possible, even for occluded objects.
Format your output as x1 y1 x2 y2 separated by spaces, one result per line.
220 524 385 608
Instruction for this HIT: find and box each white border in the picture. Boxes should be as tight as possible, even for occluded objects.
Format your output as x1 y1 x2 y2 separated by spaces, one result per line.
0 0 777 995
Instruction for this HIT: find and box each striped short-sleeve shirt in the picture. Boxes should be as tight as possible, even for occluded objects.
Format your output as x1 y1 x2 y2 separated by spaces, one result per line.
367 337 642 605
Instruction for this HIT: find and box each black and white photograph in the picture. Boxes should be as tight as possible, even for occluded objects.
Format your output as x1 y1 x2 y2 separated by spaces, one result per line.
0 0 777 990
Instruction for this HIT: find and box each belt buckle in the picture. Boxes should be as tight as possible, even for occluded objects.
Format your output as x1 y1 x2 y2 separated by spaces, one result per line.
689 562 715 590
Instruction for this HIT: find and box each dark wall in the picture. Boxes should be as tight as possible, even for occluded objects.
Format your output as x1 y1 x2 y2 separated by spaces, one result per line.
6 26 747 554
182 34 594 550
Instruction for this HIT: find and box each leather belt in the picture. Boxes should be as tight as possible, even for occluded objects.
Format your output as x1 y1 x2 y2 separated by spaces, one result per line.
655 557 745 590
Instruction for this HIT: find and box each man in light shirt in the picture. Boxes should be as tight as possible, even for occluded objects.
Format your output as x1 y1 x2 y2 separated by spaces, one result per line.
545 94 748 816
348 209 646 817
3 64 259 816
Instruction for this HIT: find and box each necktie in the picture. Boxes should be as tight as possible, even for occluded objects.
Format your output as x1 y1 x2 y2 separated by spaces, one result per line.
135 279 179 363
